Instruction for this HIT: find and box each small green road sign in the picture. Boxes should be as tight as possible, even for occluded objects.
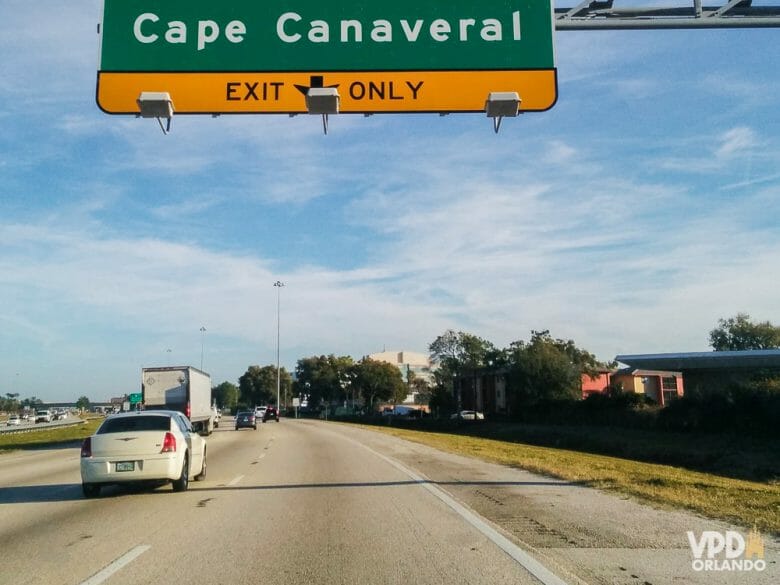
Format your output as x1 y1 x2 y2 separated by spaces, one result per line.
129 393 143 404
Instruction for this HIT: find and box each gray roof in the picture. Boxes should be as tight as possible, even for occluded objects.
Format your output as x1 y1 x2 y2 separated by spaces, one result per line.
614 367 682 377
616 350 780 371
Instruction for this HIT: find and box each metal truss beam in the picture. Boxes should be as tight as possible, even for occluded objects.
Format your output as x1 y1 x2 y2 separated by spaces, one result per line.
555 1 780 29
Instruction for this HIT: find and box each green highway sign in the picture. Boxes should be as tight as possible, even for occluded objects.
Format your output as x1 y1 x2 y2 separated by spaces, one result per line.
128 393 143 404
98 0 557 114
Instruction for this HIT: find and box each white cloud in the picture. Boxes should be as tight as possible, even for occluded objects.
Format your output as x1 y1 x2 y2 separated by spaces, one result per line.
2 2 780 400
714 126 759 159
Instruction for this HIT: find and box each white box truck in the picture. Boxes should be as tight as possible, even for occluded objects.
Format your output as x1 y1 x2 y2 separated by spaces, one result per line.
141 366 215 435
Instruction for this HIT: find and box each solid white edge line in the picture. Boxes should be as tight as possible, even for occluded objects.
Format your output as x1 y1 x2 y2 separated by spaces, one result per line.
360 443 571 585
79 544 150 585
228 474 244 486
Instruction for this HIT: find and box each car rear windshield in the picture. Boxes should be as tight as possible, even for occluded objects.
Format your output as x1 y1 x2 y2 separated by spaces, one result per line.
97 416 171 434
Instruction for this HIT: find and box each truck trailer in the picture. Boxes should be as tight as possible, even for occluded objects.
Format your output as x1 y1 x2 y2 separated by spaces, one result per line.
141 366 215 435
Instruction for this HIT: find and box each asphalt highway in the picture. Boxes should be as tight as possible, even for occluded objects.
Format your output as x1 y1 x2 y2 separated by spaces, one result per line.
0 419 776 585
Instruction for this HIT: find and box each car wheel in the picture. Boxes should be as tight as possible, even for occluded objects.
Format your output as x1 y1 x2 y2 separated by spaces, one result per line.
82 483 100 498
172 454 189 492
194 449 207 481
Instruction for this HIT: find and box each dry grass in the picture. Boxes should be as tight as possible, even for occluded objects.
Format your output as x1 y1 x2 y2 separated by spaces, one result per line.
348 423 780 536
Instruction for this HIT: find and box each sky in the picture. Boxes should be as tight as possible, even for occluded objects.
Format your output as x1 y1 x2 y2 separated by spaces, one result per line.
1 1 778 402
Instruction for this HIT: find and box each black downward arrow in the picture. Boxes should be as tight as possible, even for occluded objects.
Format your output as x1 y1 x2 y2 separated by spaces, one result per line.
295 75 340 96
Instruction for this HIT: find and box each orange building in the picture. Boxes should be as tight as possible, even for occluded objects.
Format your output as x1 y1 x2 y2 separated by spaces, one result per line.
581 368 684 406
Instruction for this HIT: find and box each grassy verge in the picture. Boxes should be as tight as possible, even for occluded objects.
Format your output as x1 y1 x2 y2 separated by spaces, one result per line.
0 418 102 452
345 422 780 536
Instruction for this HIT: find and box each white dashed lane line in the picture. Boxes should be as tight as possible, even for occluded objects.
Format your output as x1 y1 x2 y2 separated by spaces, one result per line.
227 475 244 486
79 544 151 585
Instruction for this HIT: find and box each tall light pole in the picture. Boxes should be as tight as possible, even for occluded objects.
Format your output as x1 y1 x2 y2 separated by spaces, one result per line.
273 280 284 410
199 326 206 371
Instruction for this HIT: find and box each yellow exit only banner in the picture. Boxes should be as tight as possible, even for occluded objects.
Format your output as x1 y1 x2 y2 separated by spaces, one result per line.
96 70 558 114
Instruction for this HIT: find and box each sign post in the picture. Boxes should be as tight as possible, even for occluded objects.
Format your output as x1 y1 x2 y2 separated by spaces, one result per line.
97 0 557 115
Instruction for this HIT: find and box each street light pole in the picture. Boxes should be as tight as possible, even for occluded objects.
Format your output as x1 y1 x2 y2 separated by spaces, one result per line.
273 280 284 411
200 326 206 371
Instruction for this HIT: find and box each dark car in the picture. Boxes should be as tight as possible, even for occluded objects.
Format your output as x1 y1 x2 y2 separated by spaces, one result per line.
235 411 257 430
263 406 279 422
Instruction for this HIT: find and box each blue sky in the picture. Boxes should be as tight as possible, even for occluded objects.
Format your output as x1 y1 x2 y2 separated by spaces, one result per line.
1 1 779 402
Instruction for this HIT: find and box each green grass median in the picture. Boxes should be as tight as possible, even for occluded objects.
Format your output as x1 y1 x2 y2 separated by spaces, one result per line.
0 418 102 451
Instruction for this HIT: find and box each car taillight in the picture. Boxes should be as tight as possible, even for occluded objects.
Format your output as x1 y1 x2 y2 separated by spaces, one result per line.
185 403 191 419
80 437 92 458
161 432 177 453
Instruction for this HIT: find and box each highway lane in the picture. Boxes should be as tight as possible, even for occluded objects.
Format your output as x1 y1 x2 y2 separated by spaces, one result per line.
0 419 777 585
0 419 549 585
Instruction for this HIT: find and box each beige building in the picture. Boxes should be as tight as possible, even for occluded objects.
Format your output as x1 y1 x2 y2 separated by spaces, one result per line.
367 350 435 403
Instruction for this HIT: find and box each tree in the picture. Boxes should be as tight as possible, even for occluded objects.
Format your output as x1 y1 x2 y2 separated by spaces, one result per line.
507 330 610 407
352 358 406 411
409 374 432 405
429 329 498 389
212 381 239 411
1 393 20 412
429 329 503 414
76 396 90 411
709 313 780 351
238 365 277 407
294 355 354 407
428 385 456 415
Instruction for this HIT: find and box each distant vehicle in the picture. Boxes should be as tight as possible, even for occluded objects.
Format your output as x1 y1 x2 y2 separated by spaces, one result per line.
235 411 257 430
6 415 20 426
263 406 279 422
80 410 206 498
35 410 52 423
450 410 485 421
141 366 216 436
380 405 420 418
212 405 221 428
254 406 267 420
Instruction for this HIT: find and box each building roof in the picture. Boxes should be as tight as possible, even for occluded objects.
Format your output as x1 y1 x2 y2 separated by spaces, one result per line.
614 368 682 377
616 350 780 371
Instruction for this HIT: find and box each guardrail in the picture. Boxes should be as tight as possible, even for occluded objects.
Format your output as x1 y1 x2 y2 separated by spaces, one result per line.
0 419 87 436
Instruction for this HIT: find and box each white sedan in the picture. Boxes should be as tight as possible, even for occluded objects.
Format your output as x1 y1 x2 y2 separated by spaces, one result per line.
80 410 207 498
450 410 485 421
6 414 21 426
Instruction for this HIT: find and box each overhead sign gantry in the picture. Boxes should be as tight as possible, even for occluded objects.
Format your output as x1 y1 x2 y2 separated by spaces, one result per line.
97 0 558 116
555 1 780 30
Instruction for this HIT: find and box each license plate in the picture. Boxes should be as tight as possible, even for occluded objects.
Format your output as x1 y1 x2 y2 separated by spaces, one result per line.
115 461 135 472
